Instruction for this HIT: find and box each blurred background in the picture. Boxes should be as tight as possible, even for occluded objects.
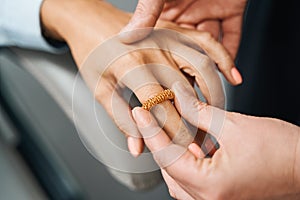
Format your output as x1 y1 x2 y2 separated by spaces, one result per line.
0 0 299 199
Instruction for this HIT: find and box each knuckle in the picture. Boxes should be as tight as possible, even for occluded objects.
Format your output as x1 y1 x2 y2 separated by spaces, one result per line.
94 82 113 103
94 89 106 102
192 98 208 114
200 55 213 69
126 51 145 64
113 51 144 77
201 31 214 42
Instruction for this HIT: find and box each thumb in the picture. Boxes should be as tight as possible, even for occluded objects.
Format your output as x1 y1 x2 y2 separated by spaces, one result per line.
172 81 226 143
132 107 207 192
119 0 165 43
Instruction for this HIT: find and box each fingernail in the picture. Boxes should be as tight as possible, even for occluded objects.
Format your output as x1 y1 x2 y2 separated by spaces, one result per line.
231 68 243 84
132 107 151 127
172 81 193 97
127 136 141 157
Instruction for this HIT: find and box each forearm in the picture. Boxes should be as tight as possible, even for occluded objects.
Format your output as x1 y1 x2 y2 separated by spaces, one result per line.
40 0 131 65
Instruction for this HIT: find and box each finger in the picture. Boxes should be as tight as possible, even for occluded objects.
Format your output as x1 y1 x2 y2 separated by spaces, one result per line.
191 127 218 158
132 107 191 167
95 81 144 157
188 143 205 158
147 59 221 156
161 0 196 21
179 23 196 29
221 15 243 59
147 63 195 96
181 30 242 85
186 124 218 158
132 107 208 189
127 136 145 158
175 1 221 24
120 65 195 146
132 107 172 153
196 20 221 41
119 0 165 43
172 81 226 142
170 47 225 108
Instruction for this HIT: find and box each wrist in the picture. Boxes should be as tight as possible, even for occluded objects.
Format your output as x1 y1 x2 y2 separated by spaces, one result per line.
40 0 72 42
40 0 130 64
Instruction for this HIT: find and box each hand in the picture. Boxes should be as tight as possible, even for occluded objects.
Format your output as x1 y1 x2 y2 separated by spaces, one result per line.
161 0 248 58
40 0 239 156
132 81 300 199
121 0 247 59
120 0 243 83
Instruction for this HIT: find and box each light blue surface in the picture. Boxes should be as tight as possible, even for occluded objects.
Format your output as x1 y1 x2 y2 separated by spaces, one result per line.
0 0 67 53
0 0 137 53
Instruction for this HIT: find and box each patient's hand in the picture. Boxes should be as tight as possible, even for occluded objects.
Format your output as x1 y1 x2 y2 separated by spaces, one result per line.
40 0 241 156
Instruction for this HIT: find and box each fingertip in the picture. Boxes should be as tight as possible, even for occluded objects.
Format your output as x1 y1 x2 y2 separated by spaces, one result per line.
188 143 205 158
119 26 153 44
132 107 144 119
230 67 243 85
119 0 164 43
131 106 141 119
169 189 176 199
132 107 152 127
127 136 144 157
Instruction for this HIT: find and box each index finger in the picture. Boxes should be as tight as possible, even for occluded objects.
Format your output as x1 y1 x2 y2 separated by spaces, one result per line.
132 107 204 167
172 81 226 143
132 107 209 187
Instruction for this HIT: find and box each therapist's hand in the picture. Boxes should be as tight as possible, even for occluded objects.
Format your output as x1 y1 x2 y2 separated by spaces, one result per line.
161 0 248 58
40 0 239 156
121 0 247 59
132 82 300 200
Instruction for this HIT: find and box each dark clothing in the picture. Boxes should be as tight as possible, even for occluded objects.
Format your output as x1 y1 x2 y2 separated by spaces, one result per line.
232 0 300 126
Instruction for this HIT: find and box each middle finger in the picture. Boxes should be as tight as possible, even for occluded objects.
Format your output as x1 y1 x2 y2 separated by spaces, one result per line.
115 58 195 147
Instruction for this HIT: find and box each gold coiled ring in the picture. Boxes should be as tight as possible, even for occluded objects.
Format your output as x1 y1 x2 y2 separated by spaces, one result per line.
142 89 175 111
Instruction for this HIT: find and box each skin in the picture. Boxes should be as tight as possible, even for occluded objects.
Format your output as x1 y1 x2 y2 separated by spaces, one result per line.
40 0 241 156
122 0 247 59
40 1 300 198
132 81 300 200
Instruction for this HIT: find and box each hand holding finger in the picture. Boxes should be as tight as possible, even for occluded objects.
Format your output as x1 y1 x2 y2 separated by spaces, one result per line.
120 0 165 43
